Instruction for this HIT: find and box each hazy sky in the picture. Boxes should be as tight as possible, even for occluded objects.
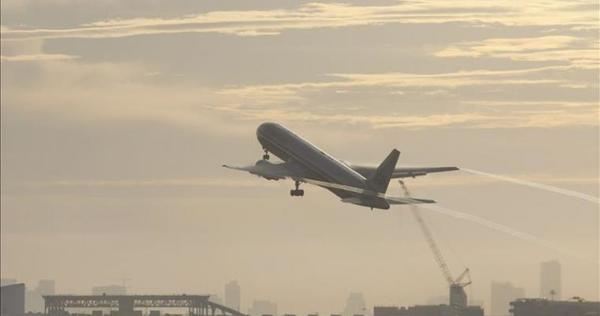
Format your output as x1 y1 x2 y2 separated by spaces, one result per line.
1 0 598 313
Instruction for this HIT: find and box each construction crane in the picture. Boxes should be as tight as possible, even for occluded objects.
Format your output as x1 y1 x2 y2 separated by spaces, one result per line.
399 181 472 313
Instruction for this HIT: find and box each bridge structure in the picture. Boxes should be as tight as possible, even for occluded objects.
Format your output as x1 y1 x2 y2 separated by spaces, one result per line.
44 295 247 316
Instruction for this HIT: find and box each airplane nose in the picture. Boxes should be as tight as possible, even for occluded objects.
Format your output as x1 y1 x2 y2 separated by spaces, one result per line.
257 122 277 136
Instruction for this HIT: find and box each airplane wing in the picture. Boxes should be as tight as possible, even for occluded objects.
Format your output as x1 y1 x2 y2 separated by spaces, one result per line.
223 159 311 180
300 178 435 204
349 164 459 179
224 161 434 205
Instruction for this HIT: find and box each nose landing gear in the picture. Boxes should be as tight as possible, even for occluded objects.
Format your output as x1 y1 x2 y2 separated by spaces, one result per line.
262 149 270 160
290 180 304 197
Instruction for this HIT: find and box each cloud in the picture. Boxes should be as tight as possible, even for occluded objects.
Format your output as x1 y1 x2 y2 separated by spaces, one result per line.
2 57 597 132
461 100 599 109
0 59 257 137
435 35 599 68
1 0 597 132
214 65 592 107
221 108 493 129
216 66 572 105
1 1 597 41
227 108 600 129
0 36 80 62
1 53 79 62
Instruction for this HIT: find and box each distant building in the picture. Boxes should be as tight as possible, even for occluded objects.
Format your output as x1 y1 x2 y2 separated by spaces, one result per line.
449 284 468 309
26 280 55 312
412 305 483 316
91 285 126 295
491 282 525 316
248 300 277 316
374 307 400 316
209 295 223 305
43 294 247 316
540 260 561 300
0 279 17 287
343 293 369 316
225 281 241 311
510 298 599 316
1 283 25 316
374 304 483 316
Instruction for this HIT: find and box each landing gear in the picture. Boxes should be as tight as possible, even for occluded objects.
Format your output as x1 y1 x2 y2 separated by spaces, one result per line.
290 180 304 197
262 149 270 160
290 190 304 196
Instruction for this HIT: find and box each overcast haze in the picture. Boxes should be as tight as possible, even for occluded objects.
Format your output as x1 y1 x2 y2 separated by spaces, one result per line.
1 0 598 313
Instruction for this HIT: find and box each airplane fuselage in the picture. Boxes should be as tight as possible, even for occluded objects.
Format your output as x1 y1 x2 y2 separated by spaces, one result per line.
256 122 390 209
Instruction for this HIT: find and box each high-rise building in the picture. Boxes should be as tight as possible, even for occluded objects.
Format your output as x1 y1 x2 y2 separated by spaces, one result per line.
540 260 561 300
248 300 277 316
225 281 241 311
491 282 525 316
1 283 25 316
342 293 369 316
450 284 468 308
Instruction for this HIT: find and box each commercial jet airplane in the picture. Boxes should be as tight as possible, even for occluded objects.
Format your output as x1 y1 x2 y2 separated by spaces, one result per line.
224 122 458 209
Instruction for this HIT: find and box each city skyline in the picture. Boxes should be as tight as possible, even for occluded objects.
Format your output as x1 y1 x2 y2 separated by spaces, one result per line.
2 280 598 316
0 259 592 316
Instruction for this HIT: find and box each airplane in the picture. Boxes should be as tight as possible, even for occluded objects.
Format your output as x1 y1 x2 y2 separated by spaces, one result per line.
223 122 459 209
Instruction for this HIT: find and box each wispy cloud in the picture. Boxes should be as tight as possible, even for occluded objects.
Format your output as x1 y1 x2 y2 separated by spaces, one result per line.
216 66 575 106
1 0 597 131
2 58 597 131
1 1 597 41
212 105 599 129
0 53 79 62
435 35 599 68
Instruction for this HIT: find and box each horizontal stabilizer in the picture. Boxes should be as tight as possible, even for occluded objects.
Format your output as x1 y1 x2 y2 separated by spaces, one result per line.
385 196 435 204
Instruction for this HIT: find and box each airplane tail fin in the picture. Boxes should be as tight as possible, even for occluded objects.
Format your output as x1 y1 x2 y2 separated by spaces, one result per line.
367 149 400 193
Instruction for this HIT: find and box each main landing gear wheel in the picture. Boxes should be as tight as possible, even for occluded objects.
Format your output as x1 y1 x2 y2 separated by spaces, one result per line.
290 189 304 196
290 180 304 197
262 149 270 160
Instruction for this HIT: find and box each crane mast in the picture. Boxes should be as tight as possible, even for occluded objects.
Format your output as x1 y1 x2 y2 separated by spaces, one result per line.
399 181 471 314
409 200 455 285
